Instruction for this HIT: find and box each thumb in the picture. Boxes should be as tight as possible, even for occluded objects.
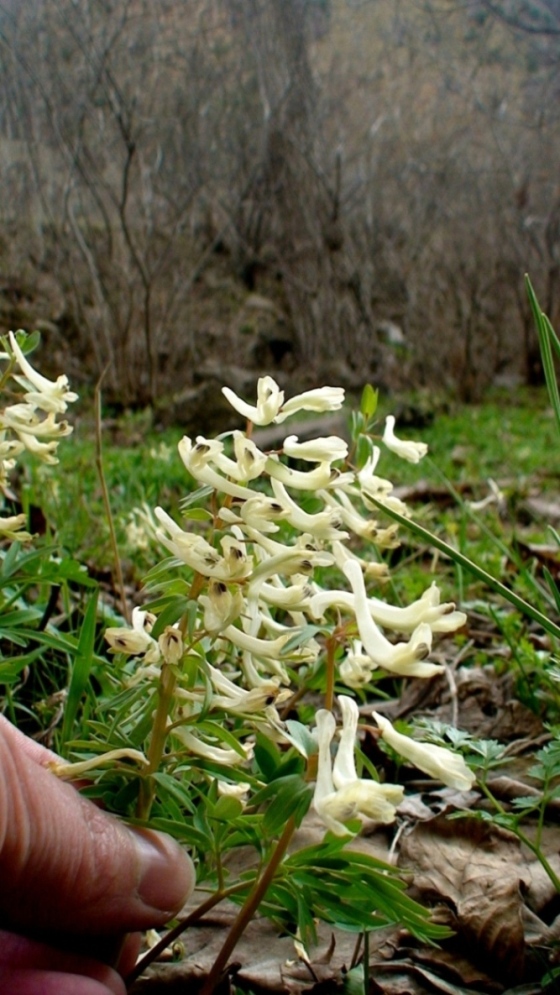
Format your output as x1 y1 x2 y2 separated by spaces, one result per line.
0 720 194 935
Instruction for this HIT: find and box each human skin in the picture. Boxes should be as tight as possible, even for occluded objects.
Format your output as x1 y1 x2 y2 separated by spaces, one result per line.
0 715 195 995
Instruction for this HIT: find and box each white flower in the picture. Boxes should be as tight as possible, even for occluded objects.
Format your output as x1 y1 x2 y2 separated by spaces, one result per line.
173 726 253 765
331 539 389 580
372 711 475 790
217 780 251 805
15 433 60 464
368 582 467 634
362 490 412 518
356 447 393 499
265 455 334 491
199 580 244 634
48 748 149 779
178 437 256 500
2 405 72 439
222 623 293 660
319 490 379 540
9 331 78 413
232 431 267 480
275 386 345 423
270 478 348 540
105 607 160 663
311 577 465 636
312 703 403 836
342 560 444 677
339 641 377 688
383 415 428 463
0 437 24 460
257 579 313 610
282 434 348 463
209 432 267 482
154 508 253 580
158 626 184 665
207 664 289 713
238 495 286 533
0 513 32 542
222 376 284 426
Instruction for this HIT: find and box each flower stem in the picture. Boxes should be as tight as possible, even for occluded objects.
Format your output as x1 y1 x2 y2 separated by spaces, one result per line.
199 816 297 995
137 661 177 820
325 634 336 712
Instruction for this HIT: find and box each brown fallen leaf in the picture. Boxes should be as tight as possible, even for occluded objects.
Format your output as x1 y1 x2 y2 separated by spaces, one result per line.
398 816 528 982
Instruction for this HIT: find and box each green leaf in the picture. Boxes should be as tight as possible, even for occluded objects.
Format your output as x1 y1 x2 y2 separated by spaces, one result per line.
250 774 313 835
151 597 188 637
180 485 214 510
343 964 366 995
147 816 211 849
355 433 373 470
210 795 244 822
280 624 322 655
543 566 560 615
360 383 378 421
60 589 99 747
254 732 282 780
526 275 560 438
182 507 214 521
261 776 313 836
284 719 318 758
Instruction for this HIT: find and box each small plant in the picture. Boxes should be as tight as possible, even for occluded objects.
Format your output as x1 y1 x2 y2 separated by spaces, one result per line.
15 368 472 991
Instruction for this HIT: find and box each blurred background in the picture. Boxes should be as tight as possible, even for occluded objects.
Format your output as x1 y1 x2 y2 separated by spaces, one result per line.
0 0 558 412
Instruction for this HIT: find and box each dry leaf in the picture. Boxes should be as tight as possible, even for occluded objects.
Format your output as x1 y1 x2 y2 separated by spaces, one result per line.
399 816 528 980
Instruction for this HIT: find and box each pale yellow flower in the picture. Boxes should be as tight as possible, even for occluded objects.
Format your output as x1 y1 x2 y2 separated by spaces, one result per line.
275 386 344 423
222 376 284 426
382 415 428 463
372 711 475 790
9 330 78 413
282 434 348 463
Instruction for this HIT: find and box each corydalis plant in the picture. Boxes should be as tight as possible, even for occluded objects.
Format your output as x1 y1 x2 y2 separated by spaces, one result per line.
101 376 473 836
0 330 77 540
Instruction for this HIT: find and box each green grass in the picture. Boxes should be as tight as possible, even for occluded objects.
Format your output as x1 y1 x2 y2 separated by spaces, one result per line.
17 386 559 617
377 387 557 488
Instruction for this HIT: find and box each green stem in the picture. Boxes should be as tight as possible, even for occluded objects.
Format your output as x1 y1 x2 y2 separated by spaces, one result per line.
516 828 560 894
136 661 177 820
324 634 336 712
200 816 297 995
478 777 507 815
479 780 560 894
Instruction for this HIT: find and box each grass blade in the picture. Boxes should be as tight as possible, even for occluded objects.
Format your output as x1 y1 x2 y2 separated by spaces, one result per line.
368 496 560 643
60 589 99 748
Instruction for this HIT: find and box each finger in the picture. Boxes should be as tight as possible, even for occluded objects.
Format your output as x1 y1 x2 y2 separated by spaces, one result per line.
0 970 124 995
0 714 61 766
0 721 194 934
0 930 126 995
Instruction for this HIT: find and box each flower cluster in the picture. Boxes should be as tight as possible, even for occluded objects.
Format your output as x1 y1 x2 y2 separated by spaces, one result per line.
105 375 474 833
0 331 78 541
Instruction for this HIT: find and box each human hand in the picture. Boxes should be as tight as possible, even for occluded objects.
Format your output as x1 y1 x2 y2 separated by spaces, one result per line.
0 715 194 994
